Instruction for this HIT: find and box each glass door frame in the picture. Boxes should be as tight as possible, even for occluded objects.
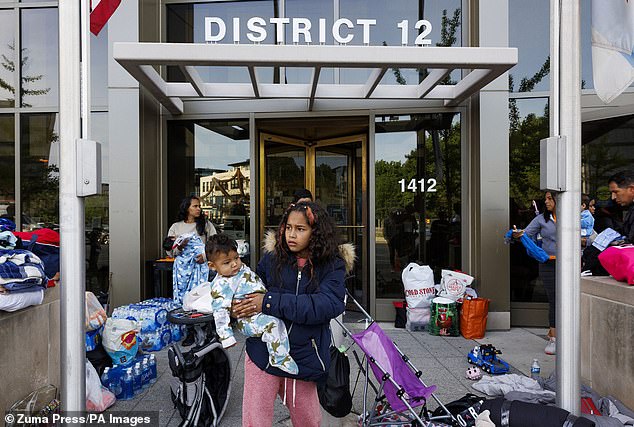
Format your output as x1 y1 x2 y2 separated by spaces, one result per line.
258 131 369 308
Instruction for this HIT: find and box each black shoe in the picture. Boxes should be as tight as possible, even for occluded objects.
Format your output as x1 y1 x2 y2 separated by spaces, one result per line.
182 333 195 346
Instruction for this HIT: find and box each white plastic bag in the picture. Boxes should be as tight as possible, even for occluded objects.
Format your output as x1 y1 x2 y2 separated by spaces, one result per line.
182 282 214 313
406 306 431 331
102 318 140 366
438 270 474 303
86 360 115 412
85 291 107 331
401 263 436 309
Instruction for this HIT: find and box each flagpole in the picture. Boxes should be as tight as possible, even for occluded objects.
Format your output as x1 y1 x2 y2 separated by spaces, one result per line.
553 0 582 414
59 0 87 413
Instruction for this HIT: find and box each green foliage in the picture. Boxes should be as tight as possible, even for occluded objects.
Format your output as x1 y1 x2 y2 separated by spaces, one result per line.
508 57 551 208
509 110 548 205
582 140 631 197
388 8 461 85
375 120 461 223
0 42 51 107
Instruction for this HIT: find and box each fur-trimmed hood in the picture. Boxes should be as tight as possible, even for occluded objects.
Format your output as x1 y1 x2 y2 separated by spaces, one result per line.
262 230 356 274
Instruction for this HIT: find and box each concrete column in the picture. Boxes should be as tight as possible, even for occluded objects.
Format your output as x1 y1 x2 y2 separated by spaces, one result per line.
471 0 511 329
108 0 141 308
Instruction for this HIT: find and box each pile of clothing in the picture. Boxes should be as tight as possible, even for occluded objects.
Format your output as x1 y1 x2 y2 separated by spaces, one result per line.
471 372 634 426
0 219 57 312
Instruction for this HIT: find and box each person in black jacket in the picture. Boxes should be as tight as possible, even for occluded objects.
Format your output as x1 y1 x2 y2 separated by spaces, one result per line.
232 201 354 427
608 170 634 243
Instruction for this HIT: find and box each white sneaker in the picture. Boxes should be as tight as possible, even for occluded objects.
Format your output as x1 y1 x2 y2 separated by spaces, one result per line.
545 337 556 355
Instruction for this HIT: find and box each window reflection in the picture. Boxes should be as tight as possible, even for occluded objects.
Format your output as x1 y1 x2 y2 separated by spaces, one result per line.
509 0 594 91
0 115 14 222
374 113 461 299
509 98 548 304
340 0 461 84
167 120 251 260
166 1 276 84
91 23 108 107
21 8 59 108
20 113 59 231
0 10 15 107
86 112 109 294
285 0 334 84
581 115 634 222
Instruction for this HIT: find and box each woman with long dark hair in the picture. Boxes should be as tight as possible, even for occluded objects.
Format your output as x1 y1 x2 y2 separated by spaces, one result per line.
232 201 355 426
513 191 557 355
166 196 217 258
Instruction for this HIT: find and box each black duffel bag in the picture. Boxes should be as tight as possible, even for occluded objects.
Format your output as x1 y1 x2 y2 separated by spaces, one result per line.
317 346 352 418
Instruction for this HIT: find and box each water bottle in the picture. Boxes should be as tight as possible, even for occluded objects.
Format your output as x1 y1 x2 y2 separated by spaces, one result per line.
121 368 134 400
149 354 157 383
531 359 541 380
133 363 143 395
100 367 110 388
141 359 151 388
109 370 123 398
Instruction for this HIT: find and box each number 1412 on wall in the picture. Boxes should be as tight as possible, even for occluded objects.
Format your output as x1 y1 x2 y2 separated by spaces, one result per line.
398 178 437 193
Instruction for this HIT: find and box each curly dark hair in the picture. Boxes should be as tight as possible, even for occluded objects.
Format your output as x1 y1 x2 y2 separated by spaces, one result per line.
176 196 206 236
205 234 238 261
273 202 340 288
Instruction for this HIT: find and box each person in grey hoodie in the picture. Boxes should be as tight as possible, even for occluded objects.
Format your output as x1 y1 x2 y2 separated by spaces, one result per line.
513 191 557 355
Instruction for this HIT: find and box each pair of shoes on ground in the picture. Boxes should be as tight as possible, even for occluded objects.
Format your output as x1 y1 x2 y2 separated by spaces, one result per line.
545 337 556 355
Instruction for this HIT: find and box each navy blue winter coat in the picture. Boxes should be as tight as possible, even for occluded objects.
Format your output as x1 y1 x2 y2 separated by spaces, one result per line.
248 251 347 382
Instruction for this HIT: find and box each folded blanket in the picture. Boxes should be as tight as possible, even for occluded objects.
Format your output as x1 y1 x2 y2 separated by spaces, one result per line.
0 249 47 292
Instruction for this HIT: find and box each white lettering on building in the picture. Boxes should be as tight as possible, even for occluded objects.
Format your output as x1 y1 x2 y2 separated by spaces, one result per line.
204 17 431 46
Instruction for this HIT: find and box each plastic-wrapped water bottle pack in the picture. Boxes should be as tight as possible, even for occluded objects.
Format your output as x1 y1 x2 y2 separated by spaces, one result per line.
112 298 185 352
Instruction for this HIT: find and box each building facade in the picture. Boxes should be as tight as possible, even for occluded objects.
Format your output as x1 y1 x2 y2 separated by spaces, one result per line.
1 0 632 325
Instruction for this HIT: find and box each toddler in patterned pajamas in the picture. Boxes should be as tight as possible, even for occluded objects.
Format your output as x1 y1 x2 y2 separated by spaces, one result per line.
205 234 298 375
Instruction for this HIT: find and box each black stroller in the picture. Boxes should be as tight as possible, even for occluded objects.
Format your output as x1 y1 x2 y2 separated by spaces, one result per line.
167 308 231 427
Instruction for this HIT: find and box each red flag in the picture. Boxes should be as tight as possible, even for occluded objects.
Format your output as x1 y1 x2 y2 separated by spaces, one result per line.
90 0 121 36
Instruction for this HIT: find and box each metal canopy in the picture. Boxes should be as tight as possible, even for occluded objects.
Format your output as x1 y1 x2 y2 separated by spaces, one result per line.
113 43 517 115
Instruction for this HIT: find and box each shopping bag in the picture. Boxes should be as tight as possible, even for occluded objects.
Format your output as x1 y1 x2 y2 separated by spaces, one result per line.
102 318 140 366
460 298 490 339
439 269 474 303
429 297 460 336
85 291 107 331
598 245 634 285
317 346 352 418
86 360 116 412
182 282 214 313
401 263 436 309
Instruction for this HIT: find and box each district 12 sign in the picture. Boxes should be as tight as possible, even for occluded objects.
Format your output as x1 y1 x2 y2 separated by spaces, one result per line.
204 17 433 46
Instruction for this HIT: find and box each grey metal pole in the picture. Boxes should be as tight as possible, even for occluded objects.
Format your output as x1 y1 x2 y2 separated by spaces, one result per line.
59 0 86 413
553 0 582 414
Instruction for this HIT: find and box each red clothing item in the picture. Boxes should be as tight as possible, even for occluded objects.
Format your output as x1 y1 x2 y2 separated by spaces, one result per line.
14 228 60 246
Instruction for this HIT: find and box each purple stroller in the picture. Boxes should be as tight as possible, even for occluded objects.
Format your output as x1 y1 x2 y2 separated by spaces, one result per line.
336 294 457 426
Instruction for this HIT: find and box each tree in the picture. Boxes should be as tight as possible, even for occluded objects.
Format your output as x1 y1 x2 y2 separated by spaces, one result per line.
0 42 51 108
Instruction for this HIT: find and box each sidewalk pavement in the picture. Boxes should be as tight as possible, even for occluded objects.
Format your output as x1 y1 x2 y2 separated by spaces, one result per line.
107 323 554 426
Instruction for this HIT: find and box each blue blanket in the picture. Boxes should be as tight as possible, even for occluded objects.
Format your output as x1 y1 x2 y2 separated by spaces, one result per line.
0 249 48 292
504 230 550 263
